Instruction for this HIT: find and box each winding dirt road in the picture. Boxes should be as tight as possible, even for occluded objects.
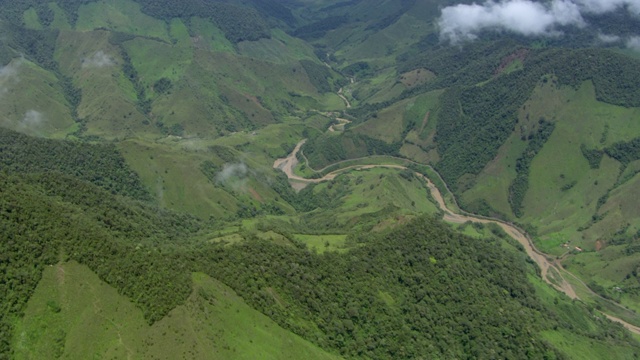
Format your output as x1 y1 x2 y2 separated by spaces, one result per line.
274 139 640 334
328 118 351 133
337 88 351 108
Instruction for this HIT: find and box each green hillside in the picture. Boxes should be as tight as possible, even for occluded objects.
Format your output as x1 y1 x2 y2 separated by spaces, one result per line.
14 263 339 360
4 0 640 358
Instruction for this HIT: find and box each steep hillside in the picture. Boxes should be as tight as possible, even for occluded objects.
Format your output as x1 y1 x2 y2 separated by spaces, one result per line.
0 0 344 141
4 0 640 359
14 263 338 360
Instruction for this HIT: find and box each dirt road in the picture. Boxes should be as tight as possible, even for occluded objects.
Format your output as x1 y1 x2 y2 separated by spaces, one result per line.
328 117 351 133
337 88 351 108
273 140 640 334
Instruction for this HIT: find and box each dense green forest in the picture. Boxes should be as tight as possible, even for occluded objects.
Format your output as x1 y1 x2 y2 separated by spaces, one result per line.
0 128 150 201
202 217 560 359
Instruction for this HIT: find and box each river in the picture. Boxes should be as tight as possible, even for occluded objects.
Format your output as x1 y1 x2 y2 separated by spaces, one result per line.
273 139 640 334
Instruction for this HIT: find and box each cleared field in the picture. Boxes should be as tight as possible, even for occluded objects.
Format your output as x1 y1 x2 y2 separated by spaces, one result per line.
118 139 235 218
352 97 410 143
76 0 170 40
311 167 439 220
295 234 348 253
523 82 640 250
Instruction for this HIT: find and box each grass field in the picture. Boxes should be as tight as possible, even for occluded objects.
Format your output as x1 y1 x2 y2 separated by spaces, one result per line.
118 123 305 218
0 59 75 138
460 80 640 254
48 3 72 30
312 167 439 221
118 139 236 218
22 8 42 30
238 29 316 64
188 17 235 53
461 127 527 218
123 35 193 92
352 97 410 143
12 262 341 360
523 82 640 250
295 234 348 253
76 0 170 41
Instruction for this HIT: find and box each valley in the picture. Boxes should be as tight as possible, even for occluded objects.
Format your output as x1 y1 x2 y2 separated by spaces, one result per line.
277 136 640 335
3 0 640 358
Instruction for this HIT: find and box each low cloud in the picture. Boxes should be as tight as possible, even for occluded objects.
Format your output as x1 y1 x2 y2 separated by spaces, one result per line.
216 163 249 185
439 0 640 43
627 36 640 50
0 59 22 98
18 110 46 132
597 33 622 43
81 51 115 69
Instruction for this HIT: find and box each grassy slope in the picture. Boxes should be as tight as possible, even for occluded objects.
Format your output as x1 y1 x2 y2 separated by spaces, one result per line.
530 276 639 360
461 80 640 248
7 0 339 141
47 3 72 30
309 167 439 230
118 123 304 219
118 139 235 218
13 262 340 360
351 97 408 143
0 58 75 138
523 81 640 249
458 79 640 312
238 29 317 64
76 0 170 41
54 30 148 138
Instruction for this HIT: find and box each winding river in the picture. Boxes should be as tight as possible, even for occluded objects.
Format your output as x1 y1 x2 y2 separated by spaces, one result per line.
274 139 640 334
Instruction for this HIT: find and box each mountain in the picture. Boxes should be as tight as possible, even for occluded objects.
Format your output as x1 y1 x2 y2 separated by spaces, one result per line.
2 0 640 359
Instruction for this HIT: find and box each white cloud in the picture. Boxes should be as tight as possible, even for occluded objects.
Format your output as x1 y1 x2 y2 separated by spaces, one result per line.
0 59 22 98
216 163 249 185
597 33 622 43
18 110 46 132
438 0 640 43
627 36 640 50
81 50 115 69
439 0 585 43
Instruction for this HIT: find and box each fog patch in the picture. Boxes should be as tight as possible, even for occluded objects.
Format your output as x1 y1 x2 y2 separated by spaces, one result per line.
0 59 22 98
597 33 622 43
18 110 46 133
81 51 115 69
216 163 251 189
627 36 640 50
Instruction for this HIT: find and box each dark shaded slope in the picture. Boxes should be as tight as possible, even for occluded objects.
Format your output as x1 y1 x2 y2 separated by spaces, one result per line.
0 172 201 358
0 128 151 201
